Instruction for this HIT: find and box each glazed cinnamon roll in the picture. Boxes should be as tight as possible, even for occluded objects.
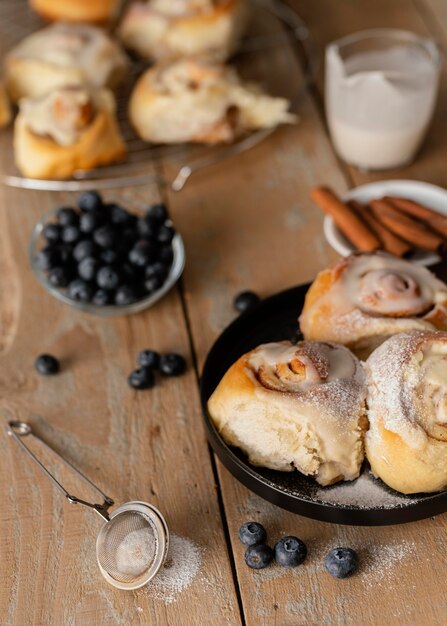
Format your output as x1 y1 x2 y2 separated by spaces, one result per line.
300 252 447 359
4 23 128 103
29 0 122 23
119 0 248 62
0 82 11 128
366 331 447 494
208 341 367 486
14 86 126 179
129 58 296 144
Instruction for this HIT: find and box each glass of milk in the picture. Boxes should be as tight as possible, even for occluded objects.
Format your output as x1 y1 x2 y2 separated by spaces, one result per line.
325 29 441 170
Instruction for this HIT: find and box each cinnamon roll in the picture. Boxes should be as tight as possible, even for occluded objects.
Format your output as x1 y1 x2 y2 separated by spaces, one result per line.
0 82 11 128
300 252 447 360
4 23 128 103
119 0 248 62
208 341 367 486
365 331 447 494
129 58 296 144
14 86 126 179
29 0 122 23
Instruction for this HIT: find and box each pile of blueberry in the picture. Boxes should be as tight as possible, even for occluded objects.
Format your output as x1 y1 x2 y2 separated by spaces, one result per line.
128 349 186 390
35 191 177 307
239 521 358 579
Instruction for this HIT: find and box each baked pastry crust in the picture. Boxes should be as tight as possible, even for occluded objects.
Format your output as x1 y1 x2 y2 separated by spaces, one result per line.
208 340 367 486
119 0 248 61
299 252 447 359
365 331 447 494
14 86 126 179
0 82 11 128
29 0 121 23
129 58 296 144
5 23 128 103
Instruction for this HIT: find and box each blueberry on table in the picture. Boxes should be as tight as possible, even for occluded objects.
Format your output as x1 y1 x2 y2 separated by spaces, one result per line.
234 291 261 313
159 353 186 376
78 190 103 212
137 350 160 370
97 266 120 290
35 354 60 376
62 225 81 244
35 246 60 271
324 547 358 579
128 367 155 390
80 211 102 234
42 223 61 243
78 257 99 282
245 544 273 570
115 285 137 306
92 289 112 306
146 203 168 223
48 267 70 288
274 536 307 567
67 279 94 303
56 207 79 227
93 225 116 248
73 239 97 263
238 522 267 547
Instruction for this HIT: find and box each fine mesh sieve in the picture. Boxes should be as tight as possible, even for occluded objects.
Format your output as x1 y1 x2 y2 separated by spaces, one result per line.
6 421 169 590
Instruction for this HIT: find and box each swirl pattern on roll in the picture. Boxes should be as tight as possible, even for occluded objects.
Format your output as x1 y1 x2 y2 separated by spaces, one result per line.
208 340 367 486
299 252 447 359
365 331 447 494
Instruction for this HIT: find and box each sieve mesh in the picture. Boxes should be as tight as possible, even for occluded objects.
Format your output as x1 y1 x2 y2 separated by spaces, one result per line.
97 510 158 583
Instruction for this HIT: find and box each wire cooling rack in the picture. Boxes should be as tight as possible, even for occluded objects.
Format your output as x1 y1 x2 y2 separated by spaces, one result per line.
0 0 316 191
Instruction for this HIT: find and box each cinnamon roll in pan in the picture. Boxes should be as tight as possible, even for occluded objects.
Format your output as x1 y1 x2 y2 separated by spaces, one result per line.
366 331 447 494
29 0 122 23
14 86 126 179
5 23 128 103
208 341 367 486
119 0 248 62
299 252 447 359
0 82 11 128
129 58 296 144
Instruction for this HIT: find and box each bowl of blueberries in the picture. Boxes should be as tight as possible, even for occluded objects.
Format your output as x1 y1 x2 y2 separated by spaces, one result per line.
30 191 185 316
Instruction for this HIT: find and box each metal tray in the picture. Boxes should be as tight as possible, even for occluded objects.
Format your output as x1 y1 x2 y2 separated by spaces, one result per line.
200 282 447 525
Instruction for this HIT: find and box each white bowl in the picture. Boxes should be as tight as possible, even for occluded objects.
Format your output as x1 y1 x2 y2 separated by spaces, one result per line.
323 179 447 266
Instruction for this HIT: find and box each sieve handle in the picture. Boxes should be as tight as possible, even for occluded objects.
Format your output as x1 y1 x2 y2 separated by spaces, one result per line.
6 421 114 521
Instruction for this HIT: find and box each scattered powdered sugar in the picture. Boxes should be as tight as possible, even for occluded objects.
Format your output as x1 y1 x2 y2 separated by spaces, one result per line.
360 540 416 588
144 534 202 604
315 472 420 509
115 527 157 577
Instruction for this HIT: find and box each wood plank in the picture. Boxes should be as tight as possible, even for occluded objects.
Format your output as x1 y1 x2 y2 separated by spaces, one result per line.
0 185 242 625
166 2 447 625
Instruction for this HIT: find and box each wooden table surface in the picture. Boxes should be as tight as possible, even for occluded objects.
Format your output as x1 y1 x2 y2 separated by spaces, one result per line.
1 1 447 625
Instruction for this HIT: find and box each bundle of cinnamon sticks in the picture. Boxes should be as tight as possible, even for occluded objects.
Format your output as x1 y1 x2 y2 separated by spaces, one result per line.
311 186 447 258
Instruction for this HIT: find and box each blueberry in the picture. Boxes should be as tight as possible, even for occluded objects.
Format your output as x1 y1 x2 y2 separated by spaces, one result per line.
73 239 97 263
234 291 261 313
145 275 164 293
245 545 273 570
146 203 168 223
108 204 134 226
48 267 70 288
115 285 136 305
97 266 120 290
78 257 99 282
35 246 60 271
80 211 102 234
324 547 358 579
57 244 74 265
158 245 174 265
159 353 186 376
157 224 175 245
35 354 60 376
137 217 158 239
62 225 81 244
100 249 119 265
238 522 267 547
92 289 112 306
67 279 93 303
129 242 158 267
128 367 155 390
274 536 307 567
57 207 78 226
42 223 61 243
93 225 116 248
78 190 103 212
137 350 160 370
145 261 168 281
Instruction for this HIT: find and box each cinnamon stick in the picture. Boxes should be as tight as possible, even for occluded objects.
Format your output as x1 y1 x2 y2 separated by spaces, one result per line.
348 200 412 257
311 186 380 251
369 199 445 252
384 196 447 238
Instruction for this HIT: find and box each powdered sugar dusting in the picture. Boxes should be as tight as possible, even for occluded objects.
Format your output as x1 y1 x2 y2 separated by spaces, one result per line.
144 534 202 604
361 540 416 588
